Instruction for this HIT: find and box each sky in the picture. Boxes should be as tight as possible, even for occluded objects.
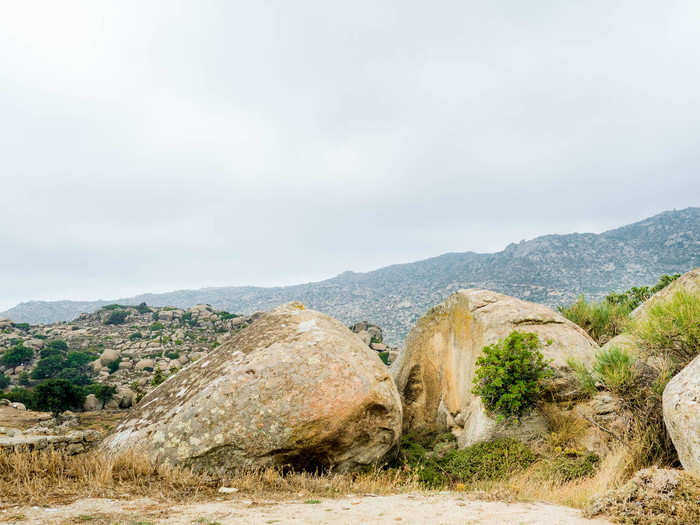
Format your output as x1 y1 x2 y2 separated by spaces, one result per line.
1 1 700 311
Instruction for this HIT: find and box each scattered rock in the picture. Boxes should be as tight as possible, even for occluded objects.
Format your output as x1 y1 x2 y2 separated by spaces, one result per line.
83 394 104 411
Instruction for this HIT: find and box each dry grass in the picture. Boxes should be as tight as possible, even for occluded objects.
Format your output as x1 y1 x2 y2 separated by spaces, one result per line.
0 448 423 508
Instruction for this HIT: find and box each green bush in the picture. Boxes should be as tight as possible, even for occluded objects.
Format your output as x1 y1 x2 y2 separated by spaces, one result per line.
83 383 116 403
13 323 30 332
219 311 239 320
107 358 121 374
31 354 65 380
150 322 164 331
541 451 600 482
0 373 9 391
1 345 34 368
593 346 635 395
399 432 536 487
33 379 85 415
18 372 30 386
441 438 537 483
104 310 128 325
135 302 151 314
45 339 68 353
4 387 35 409
129 332 143 341
566 357 597 397
165 351 180 360
558 297 630 344
102 304 124 310
151 366 166 386
56 367 92 385
472 331 552 422
378 351 390 365
64 351 96 369
634 290 700 370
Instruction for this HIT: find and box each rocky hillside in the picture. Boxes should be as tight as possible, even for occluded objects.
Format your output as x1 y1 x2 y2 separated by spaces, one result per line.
0 304 395 404
3 208 698 344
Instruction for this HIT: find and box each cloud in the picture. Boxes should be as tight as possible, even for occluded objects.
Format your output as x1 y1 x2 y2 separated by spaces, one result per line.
1 1 699 309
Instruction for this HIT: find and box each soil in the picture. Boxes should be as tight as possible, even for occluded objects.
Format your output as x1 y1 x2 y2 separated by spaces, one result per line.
0 493 612 524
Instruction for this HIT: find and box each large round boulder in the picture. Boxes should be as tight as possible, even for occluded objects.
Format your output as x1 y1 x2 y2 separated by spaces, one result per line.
101 303 402 472
391 289 598 447
663 353 700 476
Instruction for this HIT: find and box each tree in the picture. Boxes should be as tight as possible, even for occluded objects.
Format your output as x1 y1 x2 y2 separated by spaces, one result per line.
33 379 85 416
1 345 34 368
31 354 65 380
0 373 9 391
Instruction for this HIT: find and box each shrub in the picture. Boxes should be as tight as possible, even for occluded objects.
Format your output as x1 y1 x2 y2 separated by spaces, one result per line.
45 339 68 353
64 351 96 369
540 451 600 482
152 311 160 321
219 311 239 320
18 372 30 386
150 322 164 331
151 367 165 386
593 346 635 395
0 373 9 391
34 379 85 416
129 332 143 341
31 354 65 380
1 345 34 368
634 289 700 370
378 351 390 365
104 310 128 325
440 438 537 483
102 304 123 310
135 302 151 314
558 297 630 344
107 358 121 374
472 331 552 422
566 357 597 397
56 368 92 385
83 383 116 403
4 387 35 409
13 323 30 332
165 351 180 360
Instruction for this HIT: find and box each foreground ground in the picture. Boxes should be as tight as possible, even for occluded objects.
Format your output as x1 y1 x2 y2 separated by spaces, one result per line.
0 493 612 525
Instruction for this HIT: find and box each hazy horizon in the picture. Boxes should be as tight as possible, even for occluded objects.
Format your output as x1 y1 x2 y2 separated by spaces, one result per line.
3 2 700 310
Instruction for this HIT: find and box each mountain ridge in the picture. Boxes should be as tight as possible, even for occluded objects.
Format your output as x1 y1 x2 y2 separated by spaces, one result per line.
3 207 699 344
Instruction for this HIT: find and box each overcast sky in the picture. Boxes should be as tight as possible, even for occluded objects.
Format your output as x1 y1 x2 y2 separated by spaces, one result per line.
1 1 699 311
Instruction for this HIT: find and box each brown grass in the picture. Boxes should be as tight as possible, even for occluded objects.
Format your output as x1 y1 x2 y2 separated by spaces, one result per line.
0 448 423 508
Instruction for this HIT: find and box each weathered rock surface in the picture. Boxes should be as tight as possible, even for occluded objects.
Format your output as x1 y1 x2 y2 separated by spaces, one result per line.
663 353 700 476
101 303 402 472
391 289 598 447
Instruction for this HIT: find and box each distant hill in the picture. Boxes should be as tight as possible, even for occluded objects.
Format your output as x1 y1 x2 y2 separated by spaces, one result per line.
2 208 699 344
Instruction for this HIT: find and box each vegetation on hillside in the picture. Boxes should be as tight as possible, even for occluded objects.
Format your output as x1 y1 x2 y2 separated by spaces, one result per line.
559 274 680 344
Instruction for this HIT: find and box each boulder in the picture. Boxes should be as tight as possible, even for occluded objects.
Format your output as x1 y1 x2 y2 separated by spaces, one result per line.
134 359 155 371
117 387 134 408
391 289 598 448
100 349 120 366
101 303 402 473
663 353 700 476
83 394 104 411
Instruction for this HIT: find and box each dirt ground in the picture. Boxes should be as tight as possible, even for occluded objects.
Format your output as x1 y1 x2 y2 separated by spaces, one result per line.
0 493 612 524
0 406 52 430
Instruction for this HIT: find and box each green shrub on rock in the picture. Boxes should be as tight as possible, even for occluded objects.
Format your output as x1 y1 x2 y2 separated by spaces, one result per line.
472 331 552 422
0 373 9 391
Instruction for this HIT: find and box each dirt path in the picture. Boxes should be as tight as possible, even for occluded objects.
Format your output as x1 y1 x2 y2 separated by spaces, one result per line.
1 493 611 524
